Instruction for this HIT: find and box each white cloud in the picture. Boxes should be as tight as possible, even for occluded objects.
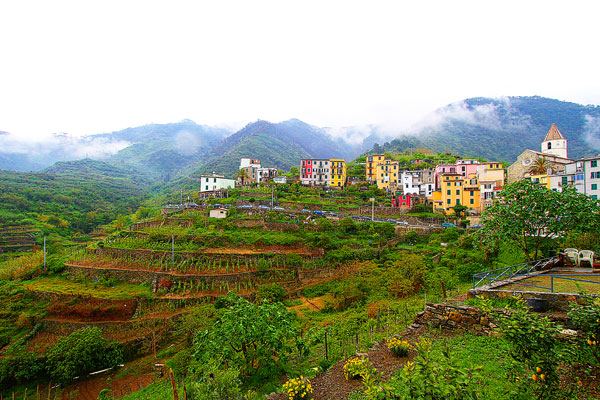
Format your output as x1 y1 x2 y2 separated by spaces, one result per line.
583 115 600 151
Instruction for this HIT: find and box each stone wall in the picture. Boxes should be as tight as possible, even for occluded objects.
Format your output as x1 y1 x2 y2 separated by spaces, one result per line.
409 302 496 335
468 289 592 312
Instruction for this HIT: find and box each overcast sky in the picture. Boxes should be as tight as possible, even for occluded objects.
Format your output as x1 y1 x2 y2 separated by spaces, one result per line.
1 0 599 140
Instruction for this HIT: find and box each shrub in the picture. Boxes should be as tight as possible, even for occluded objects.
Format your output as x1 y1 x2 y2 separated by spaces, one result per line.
46 327 123 382
343 356 375 381
387 337 412 357
384 339 482 399
188 362 242 400
567 297 600 365
281 376 313 400
255 284 286 303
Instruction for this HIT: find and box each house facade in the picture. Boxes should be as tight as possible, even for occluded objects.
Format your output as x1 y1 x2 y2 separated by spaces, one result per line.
300 158 346 187
375 159 399 191
199 173 236 192
365 154 385 183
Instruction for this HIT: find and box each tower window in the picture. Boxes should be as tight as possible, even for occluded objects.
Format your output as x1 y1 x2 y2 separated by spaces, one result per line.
547 142 552 149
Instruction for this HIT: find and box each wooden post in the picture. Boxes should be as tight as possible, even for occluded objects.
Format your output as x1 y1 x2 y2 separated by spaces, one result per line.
324 329 328 360
440 280 447 299
170 369 179 400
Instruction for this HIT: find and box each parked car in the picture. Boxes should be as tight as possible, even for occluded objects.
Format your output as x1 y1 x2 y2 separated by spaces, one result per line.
468 224 483 229
273 206 285 211
239 204 253 209
301 209 311 213
313 210 325 215
258 205 271 210
441 222 457 228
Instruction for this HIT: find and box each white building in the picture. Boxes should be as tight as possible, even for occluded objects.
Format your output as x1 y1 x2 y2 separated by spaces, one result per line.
400 169 434 197
563 157 600 200
199 173 236 192
209 208 228 219
541 123 568 159
239 158 261 170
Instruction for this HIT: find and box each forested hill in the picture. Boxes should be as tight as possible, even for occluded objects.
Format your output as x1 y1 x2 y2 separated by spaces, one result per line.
191 119 364 177
42 159 153 188
0 169 147 235
365 96 600 162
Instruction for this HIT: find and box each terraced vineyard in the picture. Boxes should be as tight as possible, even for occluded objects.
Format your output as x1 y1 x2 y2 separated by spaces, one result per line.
7 209 361 363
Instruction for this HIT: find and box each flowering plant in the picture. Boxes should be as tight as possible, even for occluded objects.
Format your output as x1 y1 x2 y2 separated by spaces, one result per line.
387 337 412 357
343 356 375 381
282 376 313 400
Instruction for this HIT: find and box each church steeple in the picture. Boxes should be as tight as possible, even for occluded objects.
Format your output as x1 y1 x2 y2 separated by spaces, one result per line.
541 124 567 158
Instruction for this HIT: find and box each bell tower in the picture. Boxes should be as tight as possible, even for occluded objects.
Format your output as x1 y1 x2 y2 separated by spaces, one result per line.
541 123 567 158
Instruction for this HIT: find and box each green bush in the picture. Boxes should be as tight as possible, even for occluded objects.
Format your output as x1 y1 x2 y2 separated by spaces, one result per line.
255 284 286 303
46 327 123 382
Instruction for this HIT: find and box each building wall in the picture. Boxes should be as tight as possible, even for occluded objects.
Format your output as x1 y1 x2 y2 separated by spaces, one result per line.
301 159 330 186
375 160 399 191
329 159 347 187
541 139 567 159
200 176 236 192
431 174 480 215
365 155 385 183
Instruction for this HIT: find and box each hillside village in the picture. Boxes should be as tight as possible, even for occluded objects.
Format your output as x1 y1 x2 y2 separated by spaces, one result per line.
197 124 600 219
0 124 598 400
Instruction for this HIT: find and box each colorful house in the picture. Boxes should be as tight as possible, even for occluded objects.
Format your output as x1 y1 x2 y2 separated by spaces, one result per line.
365 154 385 183
391 194 412 208
430 173 481 215
329 159 347 187
375 159 399 191
300 158 346 187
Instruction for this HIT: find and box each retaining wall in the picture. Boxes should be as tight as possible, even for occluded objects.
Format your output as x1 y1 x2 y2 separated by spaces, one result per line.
408 302 497 335
467 289 592 312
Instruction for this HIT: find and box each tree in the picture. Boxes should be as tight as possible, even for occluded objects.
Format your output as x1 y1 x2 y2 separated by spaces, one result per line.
193 294 296 374
477 180 600 261
528 157 552 175
451 204 468 218
46 327 123 382
236 169 249 186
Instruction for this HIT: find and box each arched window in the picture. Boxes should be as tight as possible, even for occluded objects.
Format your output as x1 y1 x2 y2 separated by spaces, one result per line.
547 142 552 149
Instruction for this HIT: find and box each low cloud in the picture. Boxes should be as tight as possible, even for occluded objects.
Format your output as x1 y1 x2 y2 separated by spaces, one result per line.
583 115 600 150
173 130 204 156
0 132 131 161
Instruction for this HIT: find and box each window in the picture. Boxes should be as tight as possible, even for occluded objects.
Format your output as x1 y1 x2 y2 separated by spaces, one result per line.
456 189 460 195
447 199 451 204
592 160 598 167
447 189 451 195
593 195 598 200
214 178 217 183
547 142 552 149
562 177 568 185
470 191 474 196
577 173 584 181
592 184 598 190
470 199 474 205
205 185 208 190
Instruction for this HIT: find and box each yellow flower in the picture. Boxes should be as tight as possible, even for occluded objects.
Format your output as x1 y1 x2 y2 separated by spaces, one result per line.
536 367 542 373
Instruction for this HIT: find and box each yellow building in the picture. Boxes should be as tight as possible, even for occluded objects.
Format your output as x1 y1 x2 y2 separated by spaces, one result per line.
365 154 385 183
430 173 481 215
329 159 347 187
375 159 399 191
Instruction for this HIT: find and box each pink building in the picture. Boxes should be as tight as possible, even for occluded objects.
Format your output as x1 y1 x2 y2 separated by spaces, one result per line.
434 159 480 189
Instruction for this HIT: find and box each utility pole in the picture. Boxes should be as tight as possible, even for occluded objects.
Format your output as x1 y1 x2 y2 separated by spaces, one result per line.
370 197 375 221
43 236 46 270
180 190 183 206
171 235 174 267
271 185 274 208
